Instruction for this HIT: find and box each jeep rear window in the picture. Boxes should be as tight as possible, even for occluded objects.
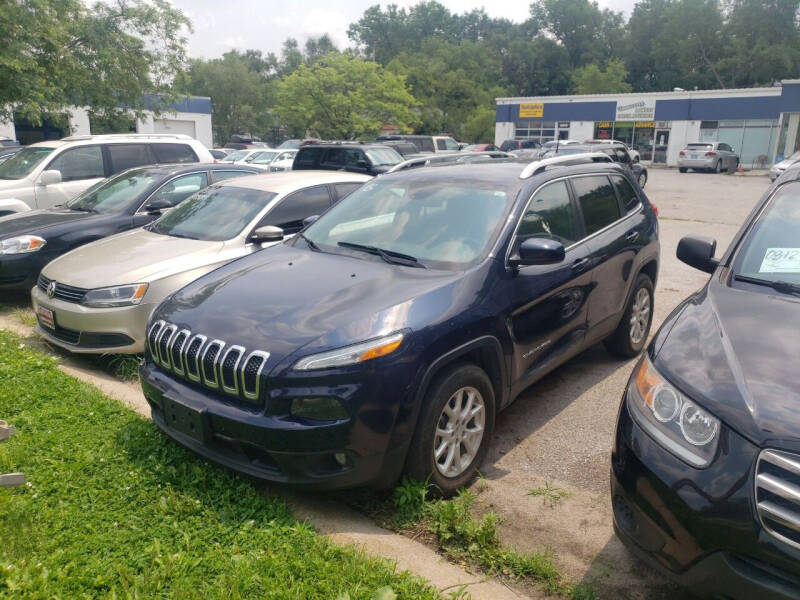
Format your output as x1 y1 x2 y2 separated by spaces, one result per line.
303 177 517 269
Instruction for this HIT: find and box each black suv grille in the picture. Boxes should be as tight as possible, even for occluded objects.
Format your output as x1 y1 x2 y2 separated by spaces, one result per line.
756 449 800 550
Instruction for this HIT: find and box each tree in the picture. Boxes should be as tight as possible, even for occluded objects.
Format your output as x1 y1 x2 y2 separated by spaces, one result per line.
0 0 190 124
181 52 276 145
304 34 339 64
501 37 572 97
276 53 418 140
572 59 632 94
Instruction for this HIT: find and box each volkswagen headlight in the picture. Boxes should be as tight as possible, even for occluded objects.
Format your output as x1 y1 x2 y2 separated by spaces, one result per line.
293 332 404 370
1 235 46 254
627 355 720 467
82 283 148 308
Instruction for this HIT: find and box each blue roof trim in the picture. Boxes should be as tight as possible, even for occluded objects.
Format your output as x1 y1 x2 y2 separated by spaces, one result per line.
655 96 781 121
780 82 800 113
499 101 616 123
142 93 212 114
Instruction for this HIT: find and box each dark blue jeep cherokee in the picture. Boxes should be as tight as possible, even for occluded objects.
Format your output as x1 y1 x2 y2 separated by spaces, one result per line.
140 158 659 494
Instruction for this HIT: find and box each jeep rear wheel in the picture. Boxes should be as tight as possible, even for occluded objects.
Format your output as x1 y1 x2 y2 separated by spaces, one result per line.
405 363 495 496
604 274 654 358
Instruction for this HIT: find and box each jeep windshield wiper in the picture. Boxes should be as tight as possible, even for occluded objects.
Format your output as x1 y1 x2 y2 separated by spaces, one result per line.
298 233 319 251
734 274 800 296
337 241 426 268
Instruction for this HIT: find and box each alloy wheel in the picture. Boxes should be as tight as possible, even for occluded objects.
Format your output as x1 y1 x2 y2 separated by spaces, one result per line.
638 173 647 188
433 386 486 478
629 287 651 345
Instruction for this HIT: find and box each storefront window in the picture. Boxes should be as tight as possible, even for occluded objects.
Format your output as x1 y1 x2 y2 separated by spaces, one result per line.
515 120 562 143
633 123 654 160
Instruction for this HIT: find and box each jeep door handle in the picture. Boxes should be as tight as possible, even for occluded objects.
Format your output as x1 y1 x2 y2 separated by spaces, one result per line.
626 230 640 242
571 258 590 272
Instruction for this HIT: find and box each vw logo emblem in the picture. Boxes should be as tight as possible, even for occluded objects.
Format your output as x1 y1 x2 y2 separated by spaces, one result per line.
47 281 56 299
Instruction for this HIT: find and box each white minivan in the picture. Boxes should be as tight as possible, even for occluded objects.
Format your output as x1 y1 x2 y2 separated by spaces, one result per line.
0 134 213 215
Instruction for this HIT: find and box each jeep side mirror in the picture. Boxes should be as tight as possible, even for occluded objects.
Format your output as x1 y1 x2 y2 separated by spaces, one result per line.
144 199 172 214
512 238 565 267
249 225 284 244
677 235 719 274
302 215 320 228
39 170 62 186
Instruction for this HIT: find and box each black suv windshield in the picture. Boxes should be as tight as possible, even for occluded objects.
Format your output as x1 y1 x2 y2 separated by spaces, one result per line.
150 185 276 241
303 175 517 269
733 182 800 288
0 147 55 180
67 170 160 213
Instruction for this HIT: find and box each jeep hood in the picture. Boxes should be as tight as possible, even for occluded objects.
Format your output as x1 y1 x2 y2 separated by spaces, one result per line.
655 277 800 447
154 244 464 368
42 228 227 287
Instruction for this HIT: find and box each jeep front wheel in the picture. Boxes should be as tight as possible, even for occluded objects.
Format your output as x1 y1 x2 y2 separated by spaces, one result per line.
405 363 495 496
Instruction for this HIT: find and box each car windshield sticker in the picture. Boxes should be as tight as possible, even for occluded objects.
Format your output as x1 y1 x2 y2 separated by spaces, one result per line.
759 248 800 273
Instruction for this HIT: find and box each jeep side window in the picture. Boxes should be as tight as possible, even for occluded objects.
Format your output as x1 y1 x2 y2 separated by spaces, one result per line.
515 180 577 248
610 175 640 213
572 175 622 236
47 146 105 181
261 185 332 234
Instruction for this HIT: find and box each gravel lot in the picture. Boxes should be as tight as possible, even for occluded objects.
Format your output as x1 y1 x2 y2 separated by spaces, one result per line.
474 168 772 599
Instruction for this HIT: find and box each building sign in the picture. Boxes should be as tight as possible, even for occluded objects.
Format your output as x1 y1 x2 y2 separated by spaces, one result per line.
615 97 656 121
519 103 544 118
637 122 655 129
596 121 612 129
557 121 570 128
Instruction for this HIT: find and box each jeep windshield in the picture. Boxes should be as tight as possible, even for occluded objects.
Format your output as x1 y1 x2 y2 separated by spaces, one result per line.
732 181 800 291
149 185 276 241
66 170 161 213
302 175 517 269
0 147 55 180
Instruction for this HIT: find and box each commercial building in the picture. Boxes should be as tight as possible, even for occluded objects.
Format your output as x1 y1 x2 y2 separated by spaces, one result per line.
495 80 800 168
0 95 213 148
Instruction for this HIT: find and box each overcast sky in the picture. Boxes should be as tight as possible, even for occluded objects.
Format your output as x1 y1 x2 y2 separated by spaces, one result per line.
171 0 638 60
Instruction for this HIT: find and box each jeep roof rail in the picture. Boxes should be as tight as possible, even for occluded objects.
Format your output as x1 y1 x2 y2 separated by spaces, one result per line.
61 133 194 142
385 151 512 174
519 152 613 179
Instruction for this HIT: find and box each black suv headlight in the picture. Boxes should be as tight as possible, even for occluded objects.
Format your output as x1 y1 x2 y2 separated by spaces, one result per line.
627 356 720 467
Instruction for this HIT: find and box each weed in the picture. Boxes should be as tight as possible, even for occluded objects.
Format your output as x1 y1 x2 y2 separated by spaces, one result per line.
528 482 572 508
0 330 441 599
392 476 432 527
11 308 36 328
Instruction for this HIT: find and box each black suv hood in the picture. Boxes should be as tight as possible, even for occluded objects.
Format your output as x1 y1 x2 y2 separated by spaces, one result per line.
0 208 97 237
154 244 464 370
655 276 800 447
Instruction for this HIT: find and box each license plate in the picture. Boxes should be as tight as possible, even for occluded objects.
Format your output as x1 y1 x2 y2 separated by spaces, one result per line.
691 154 699 159
36 306 55 330
161 395 207 443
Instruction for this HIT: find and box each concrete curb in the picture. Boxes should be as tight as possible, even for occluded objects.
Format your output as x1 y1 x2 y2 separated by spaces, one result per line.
0 313 532 600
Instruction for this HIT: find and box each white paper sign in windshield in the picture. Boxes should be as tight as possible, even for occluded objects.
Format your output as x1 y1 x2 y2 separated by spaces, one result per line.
759 248 800 273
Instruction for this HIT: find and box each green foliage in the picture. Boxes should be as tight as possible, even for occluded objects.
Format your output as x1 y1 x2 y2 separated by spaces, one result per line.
572 59 633 95
0 330 441 599
0 0 190 124
528 482 572 508
11 308 36 328
277 53 418 140
392 476 432 527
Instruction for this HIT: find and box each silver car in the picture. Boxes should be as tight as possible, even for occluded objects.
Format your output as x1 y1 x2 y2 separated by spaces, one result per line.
769 150 800 181
31 171 371 354
678 142 739 173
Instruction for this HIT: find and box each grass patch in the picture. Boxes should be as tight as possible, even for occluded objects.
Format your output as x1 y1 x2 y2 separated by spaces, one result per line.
11 308 36 328
342 481 594 600
528 482 572 508
0 330 442 599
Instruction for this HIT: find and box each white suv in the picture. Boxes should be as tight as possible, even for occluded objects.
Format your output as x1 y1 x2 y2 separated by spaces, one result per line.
0 134 213 214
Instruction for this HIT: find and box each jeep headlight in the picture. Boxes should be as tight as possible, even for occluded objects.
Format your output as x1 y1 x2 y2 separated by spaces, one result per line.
627 356 720 467
1 235 46 254
82 283 148 308
293 332 404 371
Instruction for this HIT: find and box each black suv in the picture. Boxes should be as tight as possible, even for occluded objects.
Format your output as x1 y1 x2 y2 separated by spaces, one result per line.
140 159 659 494
293 143 404 176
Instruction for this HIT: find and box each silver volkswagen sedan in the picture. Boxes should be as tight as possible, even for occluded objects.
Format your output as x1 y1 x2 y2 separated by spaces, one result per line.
31 171 371 354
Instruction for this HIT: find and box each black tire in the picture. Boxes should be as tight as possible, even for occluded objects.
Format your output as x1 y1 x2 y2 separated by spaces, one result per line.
678 167 687 173
405 363 495 497
604 274 654 358
714 160 722 174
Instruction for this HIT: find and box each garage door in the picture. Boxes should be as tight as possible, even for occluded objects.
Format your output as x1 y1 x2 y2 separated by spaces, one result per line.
153 119 196 138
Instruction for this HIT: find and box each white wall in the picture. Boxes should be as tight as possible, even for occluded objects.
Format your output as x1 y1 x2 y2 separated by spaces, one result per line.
569 121 595 142
665 121 700 166
0 118 15 141
136 111 212 148
494 122 515 147
68 107 91 136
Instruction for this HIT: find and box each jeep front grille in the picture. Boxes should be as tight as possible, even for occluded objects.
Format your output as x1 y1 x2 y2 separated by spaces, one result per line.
756 449 800 550
147 321 269 405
